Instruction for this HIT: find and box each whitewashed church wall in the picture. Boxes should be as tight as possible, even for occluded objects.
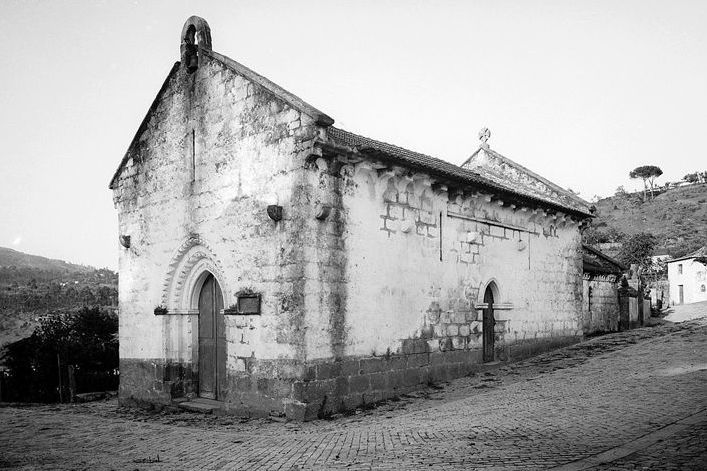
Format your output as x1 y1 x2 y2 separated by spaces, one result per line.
112 55 319 374
301 162 584 362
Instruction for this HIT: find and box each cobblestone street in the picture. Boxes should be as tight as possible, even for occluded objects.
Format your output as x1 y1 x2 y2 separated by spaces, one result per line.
1 314 706 470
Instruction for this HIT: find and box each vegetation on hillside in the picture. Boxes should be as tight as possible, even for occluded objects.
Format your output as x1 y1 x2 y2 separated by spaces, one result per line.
584 183 707 258
629 165 663 200
0 247 118 350
684 171 707 184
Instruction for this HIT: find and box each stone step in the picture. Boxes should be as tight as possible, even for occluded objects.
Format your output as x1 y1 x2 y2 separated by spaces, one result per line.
178 397 224 414
191 397 223 407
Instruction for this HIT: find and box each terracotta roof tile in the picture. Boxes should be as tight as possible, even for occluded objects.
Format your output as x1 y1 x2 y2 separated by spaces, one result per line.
327 127 593 217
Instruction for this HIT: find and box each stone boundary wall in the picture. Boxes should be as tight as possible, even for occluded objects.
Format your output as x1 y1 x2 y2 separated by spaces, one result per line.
582 276 620 335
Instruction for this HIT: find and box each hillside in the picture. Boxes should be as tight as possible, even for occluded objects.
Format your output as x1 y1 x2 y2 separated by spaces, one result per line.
0 247 94 273
587 183 707 257
0 247 118 352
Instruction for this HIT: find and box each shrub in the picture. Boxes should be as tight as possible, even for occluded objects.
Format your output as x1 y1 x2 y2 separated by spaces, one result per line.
1 307 118 402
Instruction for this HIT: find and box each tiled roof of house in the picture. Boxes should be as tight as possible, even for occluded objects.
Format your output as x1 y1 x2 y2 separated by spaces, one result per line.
668 246 707 263
327 127 593 217
583 244 625 275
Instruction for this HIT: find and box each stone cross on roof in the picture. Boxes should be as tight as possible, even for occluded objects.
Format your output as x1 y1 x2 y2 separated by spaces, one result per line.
478 127 491 149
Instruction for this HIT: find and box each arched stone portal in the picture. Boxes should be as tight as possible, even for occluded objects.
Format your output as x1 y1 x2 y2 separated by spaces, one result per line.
160 236 230 400
161 235 230 313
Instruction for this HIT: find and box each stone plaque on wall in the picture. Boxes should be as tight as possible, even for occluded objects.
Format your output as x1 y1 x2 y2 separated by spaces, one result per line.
224 293 261 315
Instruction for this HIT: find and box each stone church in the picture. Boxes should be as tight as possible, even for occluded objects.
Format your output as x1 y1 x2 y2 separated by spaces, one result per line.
110 17 594 420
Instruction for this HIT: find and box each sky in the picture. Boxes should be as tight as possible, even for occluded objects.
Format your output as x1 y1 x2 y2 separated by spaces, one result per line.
1 0 706 269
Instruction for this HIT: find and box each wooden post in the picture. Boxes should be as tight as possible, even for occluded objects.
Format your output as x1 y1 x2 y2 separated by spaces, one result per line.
68 365 76 403
57 353 63 403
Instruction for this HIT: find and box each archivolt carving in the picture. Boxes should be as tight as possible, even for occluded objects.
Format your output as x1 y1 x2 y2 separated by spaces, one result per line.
161 235 229 312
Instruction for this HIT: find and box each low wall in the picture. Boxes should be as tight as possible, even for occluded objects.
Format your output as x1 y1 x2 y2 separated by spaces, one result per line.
582 277 619 334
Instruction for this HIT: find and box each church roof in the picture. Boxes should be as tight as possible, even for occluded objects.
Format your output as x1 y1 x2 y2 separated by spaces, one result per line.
108 48 335 190
461 146 590 215
109 19 593 219
582 244 625 275
203 50 334 127
327 127 593 217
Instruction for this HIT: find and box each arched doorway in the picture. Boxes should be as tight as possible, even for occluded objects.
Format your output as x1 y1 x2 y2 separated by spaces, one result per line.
482 285 496 362
198 273 225 399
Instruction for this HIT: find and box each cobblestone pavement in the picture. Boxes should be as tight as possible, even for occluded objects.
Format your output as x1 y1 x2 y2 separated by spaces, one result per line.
1 317 706 470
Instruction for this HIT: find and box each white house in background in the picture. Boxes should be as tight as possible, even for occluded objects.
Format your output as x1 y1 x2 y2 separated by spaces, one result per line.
667 247 707 305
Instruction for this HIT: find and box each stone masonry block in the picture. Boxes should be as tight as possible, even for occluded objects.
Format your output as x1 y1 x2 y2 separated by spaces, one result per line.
426 338 440 352
342 393 364 411
363 391 384 405
292 379 335 402
387 370 405 390
470 321 482 334
419 211 436 225
401 338 427 355
451 336 467 350
388 204 402 220
369 372 387 391
316 362 342 380
340 359 361 376
349 375 370 394
433 324 446 337
284 399 320 422
440 338 454 352
429 352 447 366
426 307 441 323
334 376 349 397
384 355 407 371
360 357 385 374
406 353 429 369
402 368 420 387
428 364 450 383
459 251 473 264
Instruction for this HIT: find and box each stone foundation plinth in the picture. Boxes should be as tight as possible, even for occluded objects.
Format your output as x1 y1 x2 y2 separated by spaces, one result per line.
119 334 581 420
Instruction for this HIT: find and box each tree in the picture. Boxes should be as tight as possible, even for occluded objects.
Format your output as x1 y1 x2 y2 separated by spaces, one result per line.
684 171 707 184
2 308 118 402
629 166 663 200
617 233 657 270
582 226 625 245
684 172 699 183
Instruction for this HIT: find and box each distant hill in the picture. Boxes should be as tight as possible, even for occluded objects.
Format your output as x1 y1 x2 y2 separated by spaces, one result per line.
0 247 94 273
0 247 118 353
587 183 707 257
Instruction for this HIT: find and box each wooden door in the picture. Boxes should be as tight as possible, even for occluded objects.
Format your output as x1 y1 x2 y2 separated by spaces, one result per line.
482 287 495 362
679 285 684 304
198 274 224 399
